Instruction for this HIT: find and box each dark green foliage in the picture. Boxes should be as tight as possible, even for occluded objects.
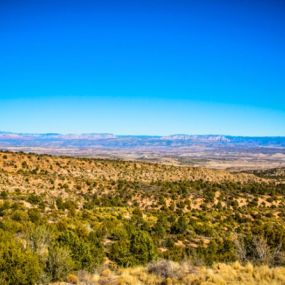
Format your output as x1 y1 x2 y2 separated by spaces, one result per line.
58 230 103 270
153 216 169 236
195 239 237 265
56 197 65 210
171 216 188 234
27 193 42 204
130 229 156 264
28 208 42 224
109 239 134 267
45 245 74 282
0 232 42 285
58 230 94 270
109 226 156 267
0 191 8 199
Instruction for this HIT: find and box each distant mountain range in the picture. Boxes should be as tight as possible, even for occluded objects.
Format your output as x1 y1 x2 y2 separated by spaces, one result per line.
1 131 285 170
0 131 285 149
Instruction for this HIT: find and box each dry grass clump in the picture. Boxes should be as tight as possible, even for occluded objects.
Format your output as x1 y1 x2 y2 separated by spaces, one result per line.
50 261 285 285
148 259 181 279
147 259 195 280
182 261 285 285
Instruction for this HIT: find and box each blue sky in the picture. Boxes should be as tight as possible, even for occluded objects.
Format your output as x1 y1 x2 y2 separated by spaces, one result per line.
0 0 285 135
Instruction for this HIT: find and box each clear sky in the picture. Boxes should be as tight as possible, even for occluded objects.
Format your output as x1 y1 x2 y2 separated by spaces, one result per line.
0 0 285 135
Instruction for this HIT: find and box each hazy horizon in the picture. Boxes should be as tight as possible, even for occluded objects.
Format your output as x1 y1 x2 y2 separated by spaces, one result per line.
1 130 285 138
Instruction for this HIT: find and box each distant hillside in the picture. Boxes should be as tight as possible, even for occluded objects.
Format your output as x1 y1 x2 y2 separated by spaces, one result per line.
249 167 285 180
0 151 265 203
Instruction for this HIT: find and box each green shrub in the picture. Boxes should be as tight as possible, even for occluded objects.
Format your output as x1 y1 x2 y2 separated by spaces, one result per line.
58 230 102 271
109 226 156 267
45 245 74 282
0 233 42 285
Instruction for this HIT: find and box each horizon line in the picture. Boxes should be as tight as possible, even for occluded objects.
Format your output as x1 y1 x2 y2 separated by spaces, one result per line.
1 131 285 138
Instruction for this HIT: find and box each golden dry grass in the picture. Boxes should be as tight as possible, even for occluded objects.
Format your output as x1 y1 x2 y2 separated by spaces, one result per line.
50 261 285 285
